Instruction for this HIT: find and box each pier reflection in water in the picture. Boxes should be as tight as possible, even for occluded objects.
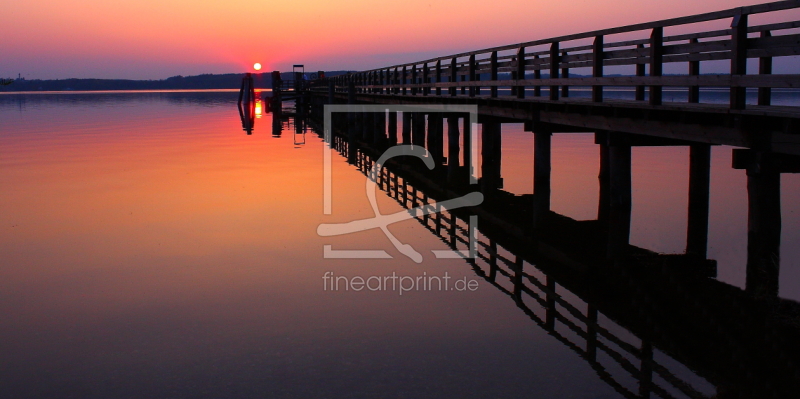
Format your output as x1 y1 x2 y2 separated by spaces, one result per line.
316 104 800 398
2 92 799 398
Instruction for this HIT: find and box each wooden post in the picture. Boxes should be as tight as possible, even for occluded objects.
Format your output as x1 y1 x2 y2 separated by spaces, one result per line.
533 55 541 97
423 62 430 96
469 54 477 97
635 44 646 101
412 113 426 146
402 112 412 144
481 121 502 192
435 60 442 96
534 129 551 229
347 81 357 164
427 113 444 164
374 110 386 145
447 116 461 184
402 66 407 95
517 47 526 99
463 119 473 180
731 13 748 110
362 111 372 140
388 111 398 145
593 35 603 102
607 136 632 258
759 30 773 106
561 51 569 98
689 38 700 103
650 27 663 106
597 133 610 222
411 64 418 95
490 51 499 98
450 57 458 96
550 42 560 101
746 152 781 299
687 144 711 258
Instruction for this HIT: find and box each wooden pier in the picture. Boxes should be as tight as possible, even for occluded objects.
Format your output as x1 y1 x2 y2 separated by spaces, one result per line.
268 3 800 396
307 0 800 155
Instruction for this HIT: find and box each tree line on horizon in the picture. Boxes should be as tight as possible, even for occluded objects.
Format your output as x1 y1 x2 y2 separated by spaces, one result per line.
0 71 354 92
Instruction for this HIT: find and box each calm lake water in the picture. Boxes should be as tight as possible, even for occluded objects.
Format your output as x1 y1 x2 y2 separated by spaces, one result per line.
1 91 799 398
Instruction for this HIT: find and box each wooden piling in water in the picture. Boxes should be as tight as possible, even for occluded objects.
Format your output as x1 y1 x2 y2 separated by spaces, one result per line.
533 129 552 228
745 152 781 299
687 144 711 258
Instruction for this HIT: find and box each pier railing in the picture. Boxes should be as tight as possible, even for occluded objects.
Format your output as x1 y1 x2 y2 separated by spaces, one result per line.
323 0 800 110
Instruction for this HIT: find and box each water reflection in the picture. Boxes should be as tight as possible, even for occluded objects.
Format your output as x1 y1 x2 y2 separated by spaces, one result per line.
317 108 800 398
0 92 797 398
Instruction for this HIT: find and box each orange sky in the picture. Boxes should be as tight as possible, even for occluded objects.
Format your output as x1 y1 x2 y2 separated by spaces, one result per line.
0 0 790 79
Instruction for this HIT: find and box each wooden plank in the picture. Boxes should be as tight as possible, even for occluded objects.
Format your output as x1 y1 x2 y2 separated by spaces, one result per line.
359 74 800 89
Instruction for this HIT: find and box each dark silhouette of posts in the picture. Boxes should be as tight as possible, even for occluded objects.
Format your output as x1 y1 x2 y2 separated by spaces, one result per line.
427 113 444 164
731 14 748 110
463 119 473 181
388 111 398 145
402 112 412 144
447 116 461 184
373 110 386 145
481 121 502 192
745 153 781 299
597 132 610 222
687 144 711 258
238 73 256 135
533 129 552 229
759 30 773 106
607 134 632 258
347 81 357 164
650 27 664 106
412 113 426 146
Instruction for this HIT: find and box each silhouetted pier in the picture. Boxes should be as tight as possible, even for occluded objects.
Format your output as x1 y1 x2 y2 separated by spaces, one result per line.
258 3 800 396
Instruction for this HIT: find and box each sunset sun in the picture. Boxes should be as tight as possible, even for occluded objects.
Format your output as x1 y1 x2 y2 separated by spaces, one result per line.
253 63 262 71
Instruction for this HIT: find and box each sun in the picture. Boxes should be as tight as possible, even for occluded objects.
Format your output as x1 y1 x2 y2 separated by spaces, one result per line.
253 63 262 71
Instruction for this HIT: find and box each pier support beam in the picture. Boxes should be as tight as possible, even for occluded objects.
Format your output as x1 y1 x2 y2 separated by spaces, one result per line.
745 153 781 299
402 112 412 144
464 119 474 182
427 113 444 164
412 113 426 146
607 134 632 258
481 121 502 192
373 110 385 145
447 116 461 184
686 144 711 258
533 129 552 229
388 111 398 145
598 133 610 222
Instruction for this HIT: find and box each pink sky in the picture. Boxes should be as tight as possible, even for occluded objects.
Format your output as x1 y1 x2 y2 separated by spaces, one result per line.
0 0 791 79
